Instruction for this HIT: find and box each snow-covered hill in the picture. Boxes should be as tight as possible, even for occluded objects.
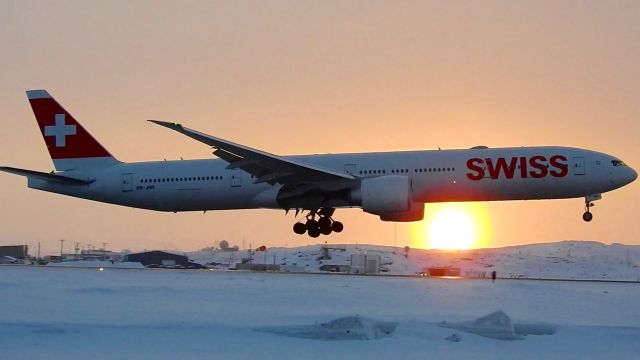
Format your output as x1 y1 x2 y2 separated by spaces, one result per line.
188 241 640 281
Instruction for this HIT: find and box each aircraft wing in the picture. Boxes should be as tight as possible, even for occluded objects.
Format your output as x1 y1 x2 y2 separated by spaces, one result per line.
0 166 94 185
148 120 355 187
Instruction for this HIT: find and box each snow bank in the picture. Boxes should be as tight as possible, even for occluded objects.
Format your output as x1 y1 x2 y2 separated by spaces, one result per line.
258 316 397 340
440 311 522 340
440 311 557 341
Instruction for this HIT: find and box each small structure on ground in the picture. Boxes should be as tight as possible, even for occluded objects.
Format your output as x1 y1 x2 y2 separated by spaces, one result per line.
319 261 351 273
427 266 461 277
124 251 191 268
235 263 280 271
219 240 239 252
350 254 381 275
0 245 28 259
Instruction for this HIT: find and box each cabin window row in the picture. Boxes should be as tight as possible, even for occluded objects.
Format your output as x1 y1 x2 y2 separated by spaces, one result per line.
359 170 386 175
358 167 455 175
358 169 409 174
415 167 455 173
140 176 223 184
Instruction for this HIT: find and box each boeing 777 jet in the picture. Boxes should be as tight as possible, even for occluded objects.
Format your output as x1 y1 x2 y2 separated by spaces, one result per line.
1 90 636 237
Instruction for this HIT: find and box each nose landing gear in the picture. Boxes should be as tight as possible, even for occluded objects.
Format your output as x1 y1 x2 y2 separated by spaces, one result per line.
582 194 601 222
292 208 343 237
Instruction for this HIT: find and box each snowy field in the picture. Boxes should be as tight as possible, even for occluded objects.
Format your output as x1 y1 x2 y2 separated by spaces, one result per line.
1 266 639 359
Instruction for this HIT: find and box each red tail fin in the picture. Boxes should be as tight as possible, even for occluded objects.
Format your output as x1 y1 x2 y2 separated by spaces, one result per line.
26 90 118 170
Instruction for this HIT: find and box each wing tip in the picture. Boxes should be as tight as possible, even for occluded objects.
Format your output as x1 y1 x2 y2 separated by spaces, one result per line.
148 120 182 128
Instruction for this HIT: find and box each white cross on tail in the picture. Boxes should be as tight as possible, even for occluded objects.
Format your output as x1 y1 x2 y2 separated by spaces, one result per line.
44 114 76 147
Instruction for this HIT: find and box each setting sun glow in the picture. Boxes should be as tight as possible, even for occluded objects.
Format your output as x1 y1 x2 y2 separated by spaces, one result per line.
413 203 491 250
428 208 475 250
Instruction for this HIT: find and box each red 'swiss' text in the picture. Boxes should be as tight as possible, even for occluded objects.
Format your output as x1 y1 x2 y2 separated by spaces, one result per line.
466 155 568 180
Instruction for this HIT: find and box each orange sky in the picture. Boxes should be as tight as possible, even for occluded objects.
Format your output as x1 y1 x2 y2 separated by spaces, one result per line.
1 1 638 255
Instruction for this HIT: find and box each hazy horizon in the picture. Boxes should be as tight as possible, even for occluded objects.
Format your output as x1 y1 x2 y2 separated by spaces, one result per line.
1 1 638 255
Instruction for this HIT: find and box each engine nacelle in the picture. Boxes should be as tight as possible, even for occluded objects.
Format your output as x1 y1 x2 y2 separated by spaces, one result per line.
379 205 424 222
351 175 424 222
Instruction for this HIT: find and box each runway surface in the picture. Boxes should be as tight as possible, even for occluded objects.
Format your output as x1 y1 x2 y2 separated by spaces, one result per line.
1 266 639 359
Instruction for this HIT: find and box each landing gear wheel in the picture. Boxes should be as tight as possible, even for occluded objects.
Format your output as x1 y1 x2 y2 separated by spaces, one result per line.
305 219 318 230
293 222 307 235
331 221 344 233
582 212 593 222
291 208 342 237
318 217 332 235
308 228 321 238
318 217 332 229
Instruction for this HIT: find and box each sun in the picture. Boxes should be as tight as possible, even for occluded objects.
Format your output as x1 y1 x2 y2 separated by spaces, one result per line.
412 203 491 250
428 208 475 250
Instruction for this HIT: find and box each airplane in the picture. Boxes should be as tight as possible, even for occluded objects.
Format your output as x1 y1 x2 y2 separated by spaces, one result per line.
1 90 637 238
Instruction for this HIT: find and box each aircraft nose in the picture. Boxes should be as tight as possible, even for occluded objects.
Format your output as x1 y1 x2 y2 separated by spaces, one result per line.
630 167 638 183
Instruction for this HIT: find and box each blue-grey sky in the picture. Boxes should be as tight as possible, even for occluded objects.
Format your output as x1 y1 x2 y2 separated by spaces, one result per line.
1 1 638 255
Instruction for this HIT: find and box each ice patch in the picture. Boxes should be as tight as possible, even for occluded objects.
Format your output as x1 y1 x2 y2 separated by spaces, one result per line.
258 316 397 341
445 333 462 342
440 311 557 341
440 311 521 340
514 323 557 336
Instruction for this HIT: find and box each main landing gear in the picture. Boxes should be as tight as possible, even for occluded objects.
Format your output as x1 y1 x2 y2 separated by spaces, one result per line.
292 208 343 238
582 194 601 222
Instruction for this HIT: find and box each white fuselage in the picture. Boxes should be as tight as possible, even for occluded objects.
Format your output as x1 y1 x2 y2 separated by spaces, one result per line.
28 146 636 213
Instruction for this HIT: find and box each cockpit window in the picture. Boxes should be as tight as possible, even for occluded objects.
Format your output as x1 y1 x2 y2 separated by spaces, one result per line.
612 160 627 167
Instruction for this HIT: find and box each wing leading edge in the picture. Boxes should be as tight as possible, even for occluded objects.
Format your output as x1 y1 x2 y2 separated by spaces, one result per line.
148 120 355 187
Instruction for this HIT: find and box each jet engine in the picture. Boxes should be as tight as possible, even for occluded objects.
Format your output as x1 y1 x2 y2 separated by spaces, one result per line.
351 175 424 222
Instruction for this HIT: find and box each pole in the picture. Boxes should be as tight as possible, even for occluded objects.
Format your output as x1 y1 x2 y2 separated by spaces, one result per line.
37 242 41 260
102 242 108 261
394 223 397 251
59 239 65 262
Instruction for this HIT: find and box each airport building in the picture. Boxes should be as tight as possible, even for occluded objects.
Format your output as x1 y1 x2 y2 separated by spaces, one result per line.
124 251 190 268
0 245 29 259
350 254 381 275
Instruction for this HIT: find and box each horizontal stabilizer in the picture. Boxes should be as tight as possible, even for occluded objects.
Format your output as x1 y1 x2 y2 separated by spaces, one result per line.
0 166 94 185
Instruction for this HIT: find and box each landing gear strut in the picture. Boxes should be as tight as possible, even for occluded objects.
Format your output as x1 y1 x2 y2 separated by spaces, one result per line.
583 201 594 222
292 208 343 237
582 194 602 222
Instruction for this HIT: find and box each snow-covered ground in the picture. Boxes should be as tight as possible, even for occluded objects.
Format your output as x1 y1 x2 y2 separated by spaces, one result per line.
1 266 639 359
46 260 145 269
189 241 640 281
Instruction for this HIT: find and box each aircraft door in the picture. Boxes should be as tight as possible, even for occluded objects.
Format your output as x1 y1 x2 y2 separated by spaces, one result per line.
122 173 133 192
573 157 585 175
229 170 242 187
344 164 358 176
